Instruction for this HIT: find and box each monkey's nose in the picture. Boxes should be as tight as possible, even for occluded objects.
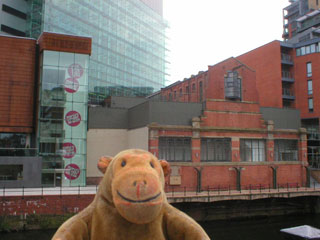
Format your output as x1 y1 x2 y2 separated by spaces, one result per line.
133 180 147 187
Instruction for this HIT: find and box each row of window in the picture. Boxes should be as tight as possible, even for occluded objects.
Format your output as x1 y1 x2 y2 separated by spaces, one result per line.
306 62 314 113
296 43 320 56
158 138 298 162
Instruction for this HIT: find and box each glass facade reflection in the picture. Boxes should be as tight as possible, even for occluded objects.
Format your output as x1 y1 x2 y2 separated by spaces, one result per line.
39 50 89 186
28 0 168 104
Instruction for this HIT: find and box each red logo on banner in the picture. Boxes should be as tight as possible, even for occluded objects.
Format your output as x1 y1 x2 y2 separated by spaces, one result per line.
64 164 80 180
68 63 83 78
64 77 79 93
65 111 81 127
62 143 76 159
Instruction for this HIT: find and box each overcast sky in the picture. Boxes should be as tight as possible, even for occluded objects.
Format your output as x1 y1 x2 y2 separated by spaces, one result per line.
163 0 289 84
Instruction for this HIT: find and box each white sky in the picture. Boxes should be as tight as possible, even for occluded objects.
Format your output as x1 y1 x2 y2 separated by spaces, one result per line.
163 0 289 84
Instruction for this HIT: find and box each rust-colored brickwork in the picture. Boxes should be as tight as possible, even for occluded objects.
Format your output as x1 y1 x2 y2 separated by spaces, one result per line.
237 41 283 108
0 36 37 133
38 32 92 55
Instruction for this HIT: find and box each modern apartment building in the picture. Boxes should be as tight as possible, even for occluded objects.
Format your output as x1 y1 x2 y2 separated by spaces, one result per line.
27 0 168 104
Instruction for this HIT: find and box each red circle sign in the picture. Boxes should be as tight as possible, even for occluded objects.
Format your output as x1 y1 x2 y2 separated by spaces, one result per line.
62 142 76 159
64 164 80 180
68 64 83 78
65 111 81 127
64 77 79 93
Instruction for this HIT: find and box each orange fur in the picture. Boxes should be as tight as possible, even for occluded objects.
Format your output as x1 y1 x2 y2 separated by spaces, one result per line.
52 149 210 240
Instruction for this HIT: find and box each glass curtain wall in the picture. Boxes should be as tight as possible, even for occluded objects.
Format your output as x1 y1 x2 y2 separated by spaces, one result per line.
28 0 167 104
38 50 89 187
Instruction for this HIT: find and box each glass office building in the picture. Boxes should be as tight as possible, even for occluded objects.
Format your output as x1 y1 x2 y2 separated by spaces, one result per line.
39 49 90 187
28 0 168 104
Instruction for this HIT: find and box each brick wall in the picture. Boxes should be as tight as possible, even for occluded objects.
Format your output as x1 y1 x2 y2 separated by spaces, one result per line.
0 195 94 216
293 52 320 119
237 41 283 108
0 36 37 133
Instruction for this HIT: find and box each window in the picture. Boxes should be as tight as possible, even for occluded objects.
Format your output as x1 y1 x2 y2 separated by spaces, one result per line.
240 139 266 162
192 83 196 92
301 46 306 55
179 88 182 97
159 137 191 162
0 133 28 156
0 165 23 180
296 48 301 56
174 91 176 99
307 62 312 77
224 71 241 100
308 80 313 95
199 82 203 102
274 140 298 161
201 138 231 162
0 24 25 36
186 86 189 94
2 4 27 19
306 45 311 54
311 44 316 53
309 98 314 112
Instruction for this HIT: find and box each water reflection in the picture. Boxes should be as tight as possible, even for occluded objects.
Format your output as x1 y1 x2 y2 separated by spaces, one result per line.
1 214 320 240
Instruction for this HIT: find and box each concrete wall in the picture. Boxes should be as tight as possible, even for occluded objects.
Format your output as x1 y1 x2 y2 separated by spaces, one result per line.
86 129 128 177
86 127 148 178
260 107 301 129
106 96 147 109
0 157 42 188
88 101 203 130
88 107 128 129
128 127 148 150
149 101 203 126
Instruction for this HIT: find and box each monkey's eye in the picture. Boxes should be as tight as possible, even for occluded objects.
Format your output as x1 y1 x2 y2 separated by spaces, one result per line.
150 162 154 168
121 160 126 167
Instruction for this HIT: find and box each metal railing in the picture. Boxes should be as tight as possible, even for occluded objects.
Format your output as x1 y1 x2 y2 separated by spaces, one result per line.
0 182 318 199
282 88 295 96
282 71 293 79
281 54 292 62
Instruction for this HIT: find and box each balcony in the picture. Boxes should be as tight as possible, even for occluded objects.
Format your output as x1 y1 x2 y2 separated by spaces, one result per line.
282 88 295 100
281 54 294 65
282 71 295 83
298 15 320 33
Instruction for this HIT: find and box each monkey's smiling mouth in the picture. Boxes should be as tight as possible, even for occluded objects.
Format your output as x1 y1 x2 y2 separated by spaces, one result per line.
117 191 161 203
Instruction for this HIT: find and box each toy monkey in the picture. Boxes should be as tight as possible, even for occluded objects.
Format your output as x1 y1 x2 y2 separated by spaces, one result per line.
52 149 210 240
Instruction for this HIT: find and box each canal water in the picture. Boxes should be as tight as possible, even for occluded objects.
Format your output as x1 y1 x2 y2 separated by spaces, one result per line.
1 214 320 239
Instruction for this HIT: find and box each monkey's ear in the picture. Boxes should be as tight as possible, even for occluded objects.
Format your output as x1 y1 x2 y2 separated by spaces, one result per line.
160 160 170 177
97 156 113 174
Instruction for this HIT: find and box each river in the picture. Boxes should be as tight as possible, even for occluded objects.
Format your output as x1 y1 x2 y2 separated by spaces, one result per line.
1 214 320 239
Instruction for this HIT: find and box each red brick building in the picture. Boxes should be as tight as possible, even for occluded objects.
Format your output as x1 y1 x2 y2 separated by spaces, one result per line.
87 57 308 190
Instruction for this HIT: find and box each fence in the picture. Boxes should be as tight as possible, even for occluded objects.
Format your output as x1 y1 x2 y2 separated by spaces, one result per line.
0 182 318 199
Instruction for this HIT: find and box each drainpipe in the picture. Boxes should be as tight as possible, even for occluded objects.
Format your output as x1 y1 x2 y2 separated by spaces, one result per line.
193 167 203 192
305 166 311 188
233 167 243 191
270 166 278 189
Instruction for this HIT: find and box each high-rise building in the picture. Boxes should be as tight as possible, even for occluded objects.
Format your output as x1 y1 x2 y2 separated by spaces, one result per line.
0 0 168 187
283 0 320 43
27 0 168 104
